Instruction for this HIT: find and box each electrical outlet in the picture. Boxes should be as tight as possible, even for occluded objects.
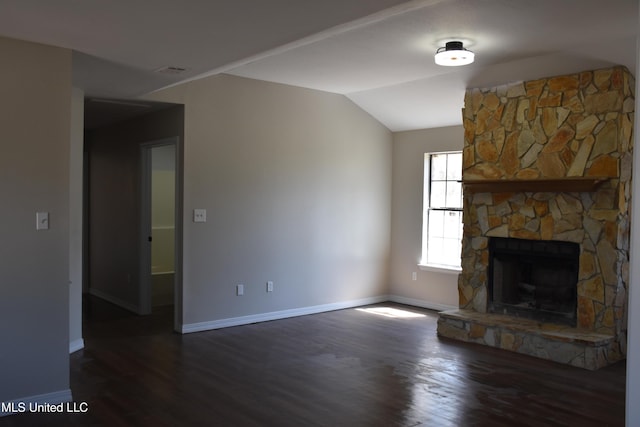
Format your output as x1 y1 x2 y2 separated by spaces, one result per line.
236 284 244 296
267 281 274 292
193 209 206 223
412 271 417 281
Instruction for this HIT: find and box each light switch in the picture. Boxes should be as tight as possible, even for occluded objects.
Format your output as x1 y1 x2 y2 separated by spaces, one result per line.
193 209 206 223
36 212 49 230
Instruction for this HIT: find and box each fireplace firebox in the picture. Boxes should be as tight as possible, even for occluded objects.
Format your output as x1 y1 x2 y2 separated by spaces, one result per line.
488 237 579 326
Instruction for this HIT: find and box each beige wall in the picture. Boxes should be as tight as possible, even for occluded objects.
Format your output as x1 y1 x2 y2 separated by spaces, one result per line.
389 126 462 309
147 74 392 326
0 37 71 402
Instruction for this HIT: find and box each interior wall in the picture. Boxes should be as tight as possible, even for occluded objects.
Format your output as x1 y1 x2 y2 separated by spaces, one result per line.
0 37 71 402
86 106 184 312
145 74 392 326
626 7 640 425
69 87 84 353
389 126 462 309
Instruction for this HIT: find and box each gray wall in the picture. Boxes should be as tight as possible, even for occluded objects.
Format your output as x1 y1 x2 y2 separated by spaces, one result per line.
389 126 462 309
146 74 392 326
87 106 184 312
69 87 84 352
626 7 640 425
0 37 71 401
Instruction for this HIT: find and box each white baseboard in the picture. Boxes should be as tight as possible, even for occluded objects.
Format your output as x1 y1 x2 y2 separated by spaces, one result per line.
182 295 389 334
69 338 84 354
181 295 457 334
1 389 72 417
89 288 140 314
388 295 457 312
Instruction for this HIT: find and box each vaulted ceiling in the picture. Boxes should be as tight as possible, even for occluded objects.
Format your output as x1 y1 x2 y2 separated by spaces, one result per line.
1 0 637 131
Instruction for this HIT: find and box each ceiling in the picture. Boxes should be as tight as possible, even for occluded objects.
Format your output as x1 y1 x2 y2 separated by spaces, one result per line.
0 0 637 131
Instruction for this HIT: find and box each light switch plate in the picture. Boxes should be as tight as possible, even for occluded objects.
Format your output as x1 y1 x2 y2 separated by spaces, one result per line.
36 212 49 230
193 209 206 223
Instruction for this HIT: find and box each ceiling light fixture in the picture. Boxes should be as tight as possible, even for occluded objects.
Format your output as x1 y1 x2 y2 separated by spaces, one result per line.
435 41 474 66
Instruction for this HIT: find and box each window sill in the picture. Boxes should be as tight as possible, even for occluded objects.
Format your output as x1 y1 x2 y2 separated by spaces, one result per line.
418 264 462 274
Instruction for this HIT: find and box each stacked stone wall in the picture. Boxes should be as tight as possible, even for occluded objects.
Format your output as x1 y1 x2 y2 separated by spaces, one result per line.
459 66 634 361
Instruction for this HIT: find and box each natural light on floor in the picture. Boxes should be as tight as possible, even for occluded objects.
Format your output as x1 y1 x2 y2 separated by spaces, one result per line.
356 306 426 318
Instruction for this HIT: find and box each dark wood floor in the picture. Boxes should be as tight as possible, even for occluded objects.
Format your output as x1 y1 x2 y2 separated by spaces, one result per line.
1 297 626 426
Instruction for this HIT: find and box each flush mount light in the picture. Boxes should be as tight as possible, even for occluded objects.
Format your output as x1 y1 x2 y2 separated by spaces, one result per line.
435 41 474 66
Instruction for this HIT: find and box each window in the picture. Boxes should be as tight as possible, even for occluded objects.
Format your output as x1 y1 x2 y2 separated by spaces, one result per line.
420 151 463 271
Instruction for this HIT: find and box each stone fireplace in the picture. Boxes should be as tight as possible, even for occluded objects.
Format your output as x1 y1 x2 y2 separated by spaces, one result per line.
437 66 634 369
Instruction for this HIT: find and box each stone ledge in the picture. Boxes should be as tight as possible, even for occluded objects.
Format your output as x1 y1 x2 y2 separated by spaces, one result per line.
437 309 620 370
462 177 609 194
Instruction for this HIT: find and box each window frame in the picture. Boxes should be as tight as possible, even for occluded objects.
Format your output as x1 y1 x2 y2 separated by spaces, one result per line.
419 151 463 273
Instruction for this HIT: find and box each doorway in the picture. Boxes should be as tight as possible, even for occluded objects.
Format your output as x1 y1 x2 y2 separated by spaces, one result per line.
140 139 178 318
84 102 184 334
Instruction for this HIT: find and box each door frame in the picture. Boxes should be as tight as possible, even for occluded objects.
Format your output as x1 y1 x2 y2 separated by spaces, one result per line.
139 136 182 332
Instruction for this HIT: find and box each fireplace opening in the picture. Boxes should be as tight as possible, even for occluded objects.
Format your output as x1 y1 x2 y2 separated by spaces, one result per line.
488 237 579 326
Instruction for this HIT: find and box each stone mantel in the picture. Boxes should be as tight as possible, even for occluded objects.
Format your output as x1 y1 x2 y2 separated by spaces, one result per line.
462 177 608 193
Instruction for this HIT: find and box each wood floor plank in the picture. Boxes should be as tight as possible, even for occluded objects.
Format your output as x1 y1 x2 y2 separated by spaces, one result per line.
0 298 626 426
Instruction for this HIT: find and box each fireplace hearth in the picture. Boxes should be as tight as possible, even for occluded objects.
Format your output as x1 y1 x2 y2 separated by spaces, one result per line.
488 237 578 326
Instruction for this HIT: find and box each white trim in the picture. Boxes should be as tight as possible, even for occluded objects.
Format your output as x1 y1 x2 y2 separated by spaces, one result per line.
139 141 153 316
182 295 388 334
151 225 175 230
418 263 462 274
388 295 457 312
69 338 84 354
88 288 140 314
1 389 72 417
